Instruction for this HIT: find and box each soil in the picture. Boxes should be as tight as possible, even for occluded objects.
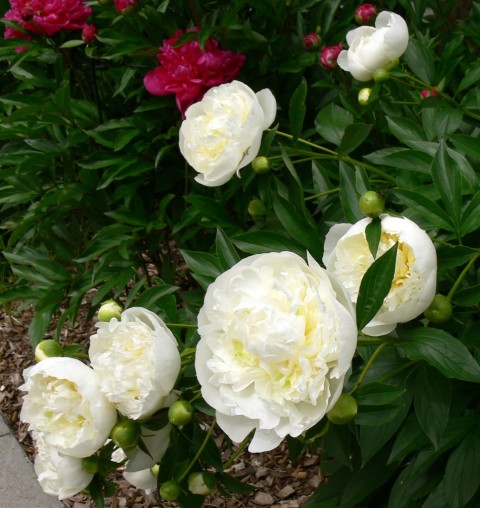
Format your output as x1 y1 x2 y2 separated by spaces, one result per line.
0 303 321 507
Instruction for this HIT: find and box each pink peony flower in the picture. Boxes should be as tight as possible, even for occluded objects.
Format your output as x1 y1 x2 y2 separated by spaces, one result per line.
420 88 440 99
355 3 378 25
4 25 32 52
303 32 321 49
144 29 246 116
114 0 139 15
3 0 91 37
320 43 343 69
81 23 97 44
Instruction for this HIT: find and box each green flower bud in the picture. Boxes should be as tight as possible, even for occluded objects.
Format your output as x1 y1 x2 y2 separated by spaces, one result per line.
110 419 141 451
359 191 385 218
327 393 358 425
188 471 217 496
424 294 452 324
168 400 194 427
358 88 372 106
373 68 389 82
159 480 181 501
248 198 266 218
150 464 160 477
35 339 63 362
98 300 123 322
251 156 271 174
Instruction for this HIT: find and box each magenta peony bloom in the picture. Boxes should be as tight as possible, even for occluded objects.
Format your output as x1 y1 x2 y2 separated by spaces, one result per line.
144 29 246 116
114 0 139 15
3 0 91 37
320 43 343 69
420 88 440 99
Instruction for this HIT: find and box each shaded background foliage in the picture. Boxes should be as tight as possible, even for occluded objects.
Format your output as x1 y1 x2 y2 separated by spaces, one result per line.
1 0 480 506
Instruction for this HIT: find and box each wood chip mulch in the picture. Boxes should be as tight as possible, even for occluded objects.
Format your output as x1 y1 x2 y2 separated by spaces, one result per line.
0 304 322 507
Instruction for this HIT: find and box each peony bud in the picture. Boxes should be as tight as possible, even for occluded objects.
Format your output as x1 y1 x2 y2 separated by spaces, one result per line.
159 480 181 501
248 199 266 218
320 43 343 69
424 294 452 324
355 3 377 25
168 400 193 427
114 0 139 14
251 156 271 174
111 419 141 451
420 88 440 99
97 299 123 322
359 191 385 218
81 23 97 44
358 87 372 105
35 339 63 362
327 393 358 425
303 32 322 50
82 456 100 474
188 472 216 496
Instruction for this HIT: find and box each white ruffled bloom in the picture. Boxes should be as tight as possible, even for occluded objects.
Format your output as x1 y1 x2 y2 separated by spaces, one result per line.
20 357 117 458
195 252 357 453
89 307 181 420
323 215 437 336
33 434 94 500
179 80 277 187
123 468 157 493
337 11 409 81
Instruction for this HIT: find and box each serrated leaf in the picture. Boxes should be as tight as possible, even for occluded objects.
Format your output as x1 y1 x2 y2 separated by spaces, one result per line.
356 243 398 332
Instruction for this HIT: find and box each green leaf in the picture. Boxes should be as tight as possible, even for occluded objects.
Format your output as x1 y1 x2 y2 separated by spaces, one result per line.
387 116 426 145
356 243 398 331
133 285 179 310
388 414 430 464
461 190 480 236
458 60 480 91
444 426 480 508
365 148 431 175
452 284 480 307
185 195 236 228
289 78 307 141
217 472 256 495
338 123 373 155
232 231 307 258
414 365 451 449
356 382 406 406
431 140 462 228
422 107 463 141
315 104 353 145
339 162 367 223
59 39 85 48
365 217 381 259
404 39 436 83
399 328 480 382
180 250 222 278
392 189 454 231
449 133 480 159
215 228 241 271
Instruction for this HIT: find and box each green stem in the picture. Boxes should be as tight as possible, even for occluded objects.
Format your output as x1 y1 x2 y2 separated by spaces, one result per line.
349 342 389 394
305 188 339 202
357 337 386 346
272 130 396 183
223 430 254 470
166 323 197 329
178 418 217 483
447 252 480 300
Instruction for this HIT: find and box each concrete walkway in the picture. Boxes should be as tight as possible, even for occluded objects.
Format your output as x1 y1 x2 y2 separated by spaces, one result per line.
0 412 64 508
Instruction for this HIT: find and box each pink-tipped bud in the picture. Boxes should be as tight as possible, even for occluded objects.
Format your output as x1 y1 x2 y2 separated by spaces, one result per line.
303 32 322 50
420 88 440 99
355 3 377 24
114 0 139 14
82 23 97 44
320 43 343 69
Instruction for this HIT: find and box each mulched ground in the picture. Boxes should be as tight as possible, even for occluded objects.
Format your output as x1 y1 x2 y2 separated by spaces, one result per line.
0 303 321 507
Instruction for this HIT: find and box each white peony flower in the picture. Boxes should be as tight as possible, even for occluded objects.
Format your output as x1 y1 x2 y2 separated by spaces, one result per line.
123 468 158 493
33 434 94 500
89 307 181 420
337 11 409 81
179 80 277 187
20 357 117 458
195 252 357 453
323 215 437 336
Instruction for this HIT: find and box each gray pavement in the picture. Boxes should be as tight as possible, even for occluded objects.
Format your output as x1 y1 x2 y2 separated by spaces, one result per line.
0 412 64 508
